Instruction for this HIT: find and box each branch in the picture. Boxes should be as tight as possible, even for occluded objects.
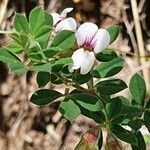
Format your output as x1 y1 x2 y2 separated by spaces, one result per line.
130 0 150 95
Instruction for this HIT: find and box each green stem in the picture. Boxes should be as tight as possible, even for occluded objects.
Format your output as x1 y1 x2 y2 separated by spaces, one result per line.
64 85 70 96
87 79 106 109
52 72 88 93
27 60 34 67
53 72 106 110
71 83 89 93
87 76 94 91
52 72 70 84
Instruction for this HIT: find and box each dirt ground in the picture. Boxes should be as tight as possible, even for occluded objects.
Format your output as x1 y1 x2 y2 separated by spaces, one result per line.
0 0 150 149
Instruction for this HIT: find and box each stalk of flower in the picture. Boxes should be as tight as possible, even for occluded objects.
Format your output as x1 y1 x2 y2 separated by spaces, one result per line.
51 8 77 32
69 22 110 75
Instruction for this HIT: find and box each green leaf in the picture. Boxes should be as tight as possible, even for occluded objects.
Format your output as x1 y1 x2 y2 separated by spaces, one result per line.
100 95 112 103
14 13 30 34
35 26 52 39
10 33 21 45
50 30 75 51
57 47 74 58
70 93 101 112
62 90 105 123
129 73 146 106
42 47 59 58
27 40 43 61
44 12 53 27
145 100 150 108
54 58 72 66
119 96 131 106
61 66 72 77
70 89 82 95
28 52 43 62
28 40 41 51
96 79 127 95
107 25 119 44
28 46 45 63
106 97 123 120
0 48 27 74
80 108 105 123
6 43 23 53
59 98 81 122
95 49 118 62
121 105 142 121
131 99 141 107
144 110 150 129
73 73 91 85
30 89 62 105
52 57 72 72
144 110 150 125
36 72 51 87
34 25 52 48
7 33 28 53
29 62 52 72
131 131 146 150
93 57 124 78
49 74 63 84
20 33 29 48
29 7 45 35
111 124 137 145
128 119 143 131
111 114 126 124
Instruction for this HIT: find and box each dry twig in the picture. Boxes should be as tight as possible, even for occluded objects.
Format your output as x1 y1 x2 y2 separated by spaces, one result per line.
130 0 150 95
122 4 138 56
0 0 8 26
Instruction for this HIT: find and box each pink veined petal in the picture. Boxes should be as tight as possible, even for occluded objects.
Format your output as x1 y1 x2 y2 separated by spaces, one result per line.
80 51 95 75
75 22 98 46
69 48 85 73
92 29 110 54
55 17 77 32
51 13 62 25
61 8 73 18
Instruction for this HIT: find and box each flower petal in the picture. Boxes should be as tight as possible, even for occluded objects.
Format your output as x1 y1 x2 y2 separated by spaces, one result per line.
92 29 110 54
55 17 77 32
69 48 95 74
61 8 73 18
80 51 95 74
51 13 62 25
69 48 85 72
76 22 98 46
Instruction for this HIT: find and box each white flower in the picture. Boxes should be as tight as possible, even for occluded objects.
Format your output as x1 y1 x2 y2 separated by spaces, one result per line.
51 8 77 32
70 22 110 75
69 48 95 75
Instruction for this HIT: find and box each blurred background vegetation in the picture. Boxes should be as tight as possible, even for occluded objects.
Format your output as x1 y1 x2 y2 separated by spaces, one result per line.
0 0 149 149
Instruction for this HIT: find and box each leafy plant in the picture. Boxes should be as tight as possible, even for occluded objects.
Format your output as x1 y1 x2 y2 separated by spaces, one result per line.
0 6 149 150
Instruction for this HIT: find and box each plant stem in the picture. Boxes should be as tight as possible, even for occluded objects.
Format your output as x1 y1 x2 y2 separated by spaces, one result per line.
52 72 70 84
52 72 89 93
130 0 150 95
53 72 106 109
71 83 89 93
87 76 94 91
64 85 70 96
